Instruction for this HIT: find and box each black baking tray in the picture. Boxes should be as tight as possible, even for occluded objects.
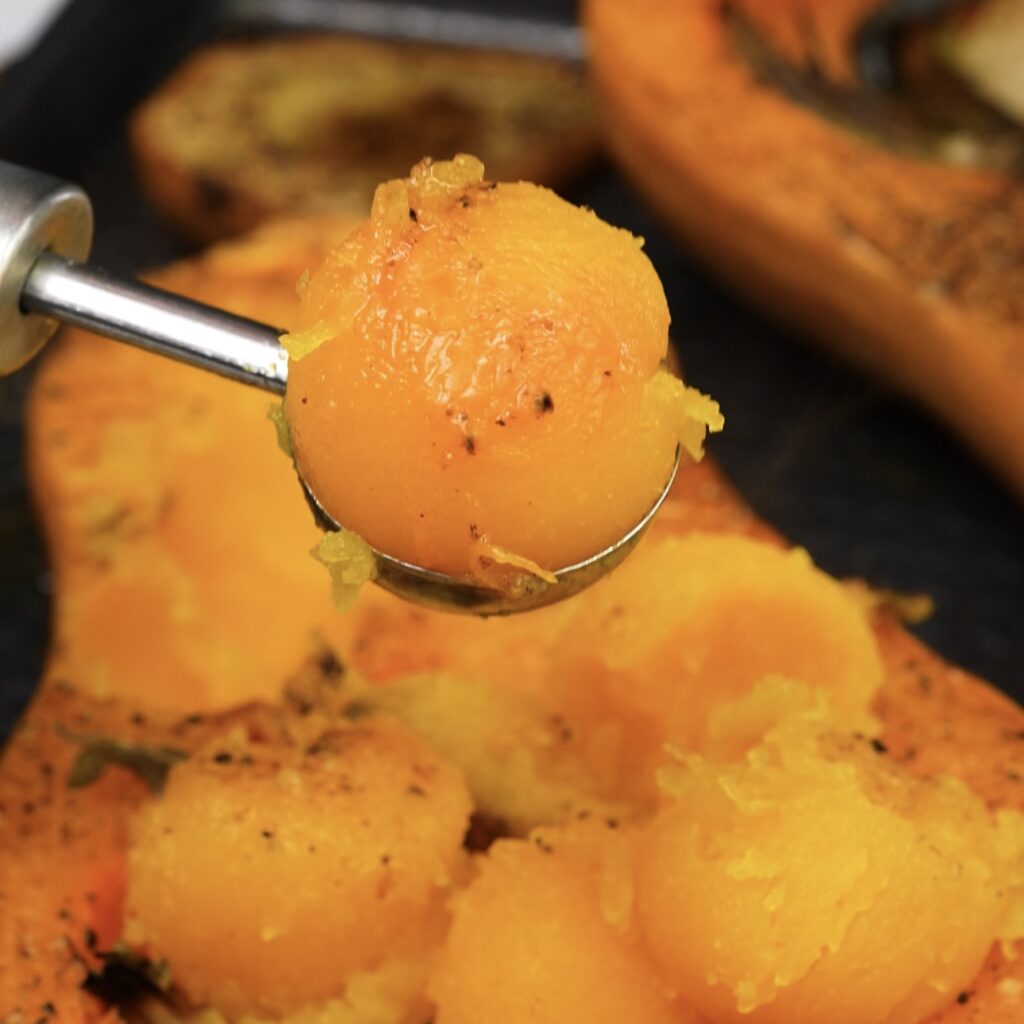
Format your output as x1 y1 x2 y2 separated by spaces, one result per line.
0 0 1021 741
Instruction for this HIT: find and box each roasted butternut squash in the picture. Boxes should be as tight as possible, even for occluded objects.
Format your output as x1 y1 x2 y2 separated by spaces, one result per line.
585 0 1024 498
129 34 597 244
4 210 1024 1024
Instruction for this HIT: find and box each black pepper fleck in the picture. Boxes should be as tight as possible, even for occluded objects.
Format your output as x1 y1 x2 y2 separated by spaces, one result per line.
869 738 888 754
535 392 554 414
464 435 476 455
318 648 345 679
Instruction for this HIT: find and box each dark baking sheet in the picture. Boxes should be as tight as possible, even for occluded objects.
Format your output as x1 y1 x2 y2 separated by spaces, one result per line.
0 0 1021 742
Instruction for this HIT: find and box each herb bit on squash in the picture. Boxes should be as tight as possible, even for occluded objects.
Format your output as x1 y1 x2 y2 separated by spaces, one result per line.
282 154 722 597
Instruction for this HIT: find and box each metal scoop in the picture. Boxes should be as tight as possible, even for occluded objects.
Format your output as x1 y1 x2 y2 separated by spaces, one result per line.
0 160 678 616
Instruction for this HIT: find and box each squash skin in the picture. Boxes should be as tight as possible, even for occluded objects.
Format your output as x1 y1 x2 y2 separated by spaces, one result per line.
584 0 1024 499
2 217 1024 1021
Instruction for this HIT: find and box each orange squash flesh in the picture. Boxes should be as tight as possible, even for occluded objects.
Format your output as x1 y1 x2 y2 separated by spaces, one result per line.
430 829 685 1024
125 721 470 1019
23 214 363 712
3 215 1024 1023
550 533 884 801
284 155 721 580
636 682 1015 1024
584 0 1024 499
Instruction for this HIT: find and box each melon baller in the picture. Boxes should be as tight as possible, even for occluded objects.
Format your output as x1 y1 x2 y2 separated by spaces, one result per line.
0 159 679 616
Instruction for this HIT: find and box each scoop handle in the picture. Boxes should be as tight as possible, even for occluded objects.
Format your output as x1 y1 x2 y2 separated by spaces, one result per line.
0 160 288 393
0 159 92 374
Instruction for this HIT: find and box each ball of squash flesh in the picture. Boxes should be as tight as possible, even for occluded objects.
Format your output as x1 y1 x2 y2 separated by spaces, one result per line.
124 721 471 1019
634 680 1024 1024
551 532 882 798
283 154 722 582
430 827 686 1024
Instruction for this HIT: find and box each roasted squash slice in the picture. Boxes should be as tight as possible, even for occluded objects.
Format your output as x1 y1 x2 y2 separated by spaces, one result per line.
585 0 1024 498
3 213 1024 1022
130 34 597 243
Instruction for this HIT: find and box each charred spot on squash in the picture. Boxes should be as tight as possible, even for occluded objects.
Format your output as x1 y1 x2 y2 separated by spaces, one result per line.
194 174 231 213
463 811 514 853
853 0 969 90
81 944 173 1004
283 642 351 716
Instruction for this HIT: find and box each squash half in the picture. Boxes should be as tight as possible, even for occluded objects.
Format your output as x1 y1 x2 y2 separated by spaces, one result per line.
585 0 1024 498
2 211 1024 1022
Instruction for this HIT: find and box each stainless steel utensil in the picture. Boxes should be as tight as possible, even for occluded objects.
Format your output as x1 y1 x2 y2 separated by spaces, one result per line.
0 159 677 615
